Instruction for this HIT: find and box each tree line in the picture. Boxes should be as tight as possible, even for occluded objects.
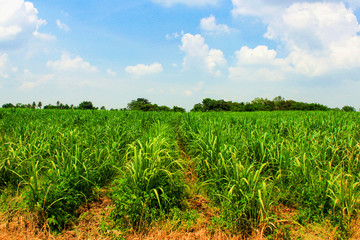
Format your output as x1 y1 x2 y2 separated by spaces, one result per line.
1 97 357 112
1 101 96 110
191 97 357 112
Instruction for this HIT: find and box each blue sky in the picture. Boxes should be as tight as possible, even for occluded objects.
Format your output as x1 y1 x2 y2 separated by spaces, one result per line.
1 0 360 110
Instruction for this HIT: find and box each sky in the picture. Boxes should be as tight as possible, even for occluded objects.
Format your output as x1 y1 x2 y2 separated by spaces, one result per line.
1 0 360 110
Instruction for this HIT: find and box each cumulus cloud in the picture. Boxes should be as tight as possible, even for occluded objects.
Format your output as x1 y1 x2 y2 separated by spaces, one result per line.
180 33 226 75
229 46 289 82
125 62 163 76
56 19 70 32
236 46 279 65
46 53 98 72
265 2 360 50
200 15 230 34
0 0 53 48
151 0 220 7
231 1 360 77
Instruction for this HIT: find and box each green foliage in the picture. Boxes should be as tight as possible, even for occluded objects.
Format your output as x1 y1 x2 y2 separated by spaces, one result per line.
0 109 145 231
78 101 95 110
2 103 14 108
342 105 356 112
127 98 152 111
172 106 186 112
127 98 186 112
190 97 330 112
179 111 360 236
112 122 185 231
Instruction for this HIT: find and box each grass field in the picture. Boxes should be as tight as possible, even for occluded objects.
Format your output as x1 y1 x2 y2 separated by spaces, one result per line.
0 109 359 239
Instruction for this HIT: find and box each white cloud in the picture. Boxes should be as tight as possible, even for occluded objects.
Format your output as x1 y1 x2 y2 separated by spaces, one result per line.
125 62 163 76
180 33 226 75
47 53 98 72
265 2 360 51
107 69 116 76
231 0 360 19
231 1 360 77
0 0 52 48
56 19 70 32
151 0 220 7
236 46 276 65
200 15 230 34
229 46 288 82
19 74 54 90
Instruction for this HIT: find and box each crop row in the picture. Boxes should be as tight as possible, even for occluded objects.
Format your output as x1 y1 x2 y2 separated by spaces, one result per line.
178 111 360 237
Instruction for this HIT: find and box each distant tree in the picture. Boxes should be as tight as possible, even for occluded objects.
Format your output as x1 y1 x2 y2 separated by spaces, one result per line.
342 105 356 112
78 101 95 110
172 106 186 112
127 98 151 110
230 102 245 112
38 101 42 109
273 96 285 103
158 105 171 111
2 103 14 108
191 103 204 112
202 98 217 111
100 106 106 110
32 101 36 109
44 104 57 109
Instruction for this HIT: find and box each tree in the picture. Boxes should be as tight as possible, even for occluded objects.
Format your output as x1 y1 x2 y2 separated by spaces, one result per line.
32 101 36 109
191 103 204 112
2 103 14 108
100 106 106 110
127 98 151 110
158 105 171 111
38 101 42 109
78 101 95 110
44 104 57 109
342 105 356 112
273 96 285 103
172 106 186 112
